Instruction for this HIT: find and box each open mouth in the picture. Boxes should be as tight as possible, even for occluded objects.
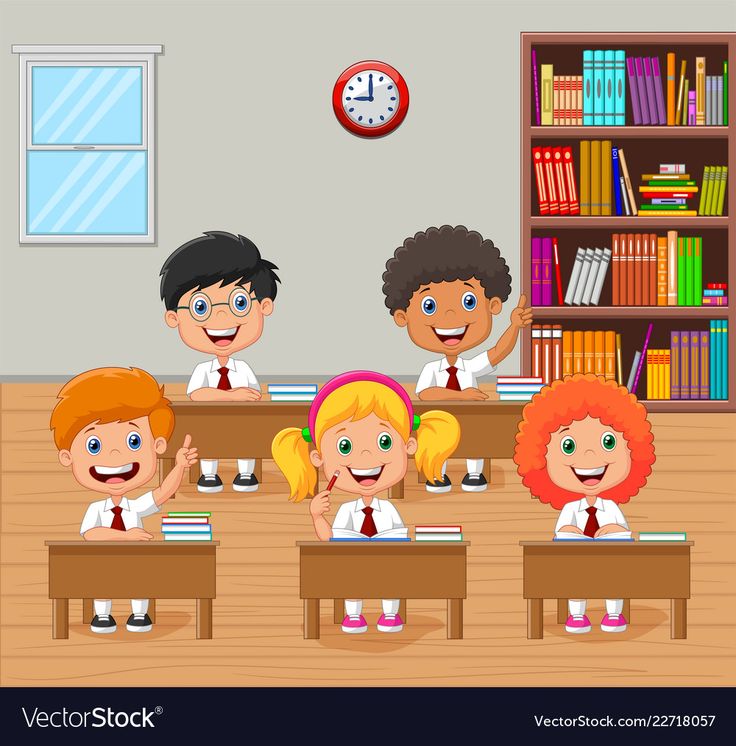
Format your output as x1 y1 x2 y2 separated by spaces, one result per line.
89 462 140 485
571 465 608 487
204 326 239 347
347 465 385 487
432 325 468 346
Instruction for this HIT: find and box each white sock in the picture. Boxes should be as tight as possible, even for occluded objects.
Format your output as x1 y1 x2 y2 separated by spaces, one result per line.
94 599 112 616
569 600 586 616
382 599 400 615
200 459 218 476
440 460 448 476
606 599 624 615
345 600 362 616
131 599 149 615
466 458 484 475
237 458 255 476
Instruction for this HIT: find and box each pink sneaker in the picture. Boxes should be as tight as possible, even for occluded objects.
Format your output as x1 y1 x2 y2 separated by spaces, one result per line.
341 614 368 634
601 613 628 633
565 614 592 634
376 613 404 633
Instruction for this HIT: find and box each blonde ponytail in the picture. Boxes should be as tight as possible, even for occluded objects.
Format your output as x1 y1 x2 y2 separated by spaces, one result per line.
414 410 461 482
271 427 317 502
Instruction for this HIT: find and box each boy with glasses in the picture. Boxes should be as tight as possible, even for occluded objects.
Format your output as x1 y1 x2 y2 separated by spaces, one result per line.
161 231 280 493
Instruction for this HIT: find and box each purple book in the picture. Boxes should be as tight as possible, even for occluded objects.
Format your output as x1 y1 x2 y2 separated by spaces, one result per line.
690 331 700 399
541 237 553 306
635 57 651 125
532 48 541 126
632 322 653 395
531 237 542 306
688 90 696 125
670 330 681 400
626 57 642 124
699 330 710 399
651 56 667 124
643 57 658 125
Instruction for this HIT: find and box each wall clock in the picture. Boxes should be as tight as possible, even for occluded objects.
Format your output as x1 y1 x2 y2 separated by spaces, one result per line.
332 60 409 138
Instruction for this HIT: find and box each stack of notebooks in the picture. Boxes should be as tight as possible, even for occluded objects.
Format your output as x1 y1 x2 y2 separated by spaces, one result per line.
639 531 687 542
563 245 612 306
496 376 544 401
267 384 318 402
703 284 727 307
698 166 728 216
580 141 637 216
532 146 580 215
414 525 463 542
161 512 212 541
639 164 698 216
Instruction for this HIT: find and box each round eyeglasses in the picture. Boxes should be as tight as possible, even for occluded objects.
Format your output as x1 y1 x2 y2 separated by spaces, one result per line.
177 287 257 321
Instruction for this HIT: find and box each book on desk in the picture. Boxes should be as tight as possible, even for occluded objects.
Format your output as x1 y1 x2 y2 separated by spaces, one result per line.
330 527 410 542
554 530 634 541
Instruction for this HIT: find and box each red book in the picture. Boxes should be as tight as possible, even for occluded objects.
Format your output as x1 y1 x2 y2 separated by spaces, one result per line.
626 234 635 306
612 233 620 306
552 237 563 305
649 232 657 306
415 525 462 533
543 147 559 214
563 146 579 214
553 147 569 214
707 283 727 289
640 192 694 199
634 234 642 306
532 147 549 215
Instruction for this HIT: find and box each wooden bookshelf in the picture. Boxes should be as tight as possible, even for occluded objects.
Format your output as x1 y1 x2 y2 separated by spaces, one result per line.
521 33 735 413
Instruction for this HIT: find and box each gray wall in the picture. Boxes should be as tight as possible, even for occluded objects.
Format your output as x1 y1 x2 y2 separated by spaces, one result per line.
1 0 734 378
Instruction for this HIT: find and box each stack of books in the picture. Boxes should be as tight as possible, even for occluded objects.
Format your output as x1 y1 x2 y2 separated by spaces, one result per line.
532 146 579 215
563 245 612 306
267 384 318 402
496 376 544 401
703 284 727 307
638 164 698 216
639 531 687 542
161 512 212 541
414 525 463 542
698 166 728 216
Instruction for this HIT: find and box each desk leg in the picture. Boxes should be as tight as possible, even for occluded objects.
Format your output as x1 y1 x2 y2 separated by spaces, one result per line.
483 458 492 484
557 599 567 624
399 599 407 623
671 599 687 639
149 599 156 624
333 599 344 624
527 599 543 639
304 599 320 639
623 599 631 623
52 599 69 639
196 598 212 639
253 459 263 482
389 479 404 499
447 599 463 639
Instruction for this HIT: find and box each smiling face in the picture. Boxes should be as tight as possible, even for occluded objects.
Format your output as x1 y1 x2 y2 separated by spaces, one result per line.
309 412 416 498
392 278 502 355
58 417 166 496
545 416 632 498
165 280 273 357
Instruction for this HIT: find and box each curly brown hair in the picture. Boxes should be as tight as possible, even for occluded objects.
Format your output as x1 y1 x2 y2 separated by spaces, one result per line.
382 225 512 314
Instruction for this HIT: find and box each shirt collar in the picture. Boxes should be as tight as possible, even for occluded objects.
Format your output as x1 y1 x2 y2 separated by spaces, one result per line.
104 497 130 512
440 356 465 371
210 357 235 372
353 497 381 512
577 497 605 512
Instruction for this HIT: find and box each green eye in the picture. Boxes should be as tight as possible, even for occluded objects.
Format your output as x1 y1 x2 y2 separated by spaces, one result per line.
377 432 393 451
601 432 617 451
337 437 352 456
560 436 576 455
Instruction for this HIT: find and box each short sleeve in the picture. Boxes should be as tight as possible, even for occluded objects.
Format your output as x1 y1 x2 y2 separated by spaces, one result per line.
415 362 436 395
466 350 496 377
608 502 629 529
331 502 353 531
186 363 209 395
80 502 102 535
239 361 260 391
554 502 576 533
383 501 405 529
130 491 159 518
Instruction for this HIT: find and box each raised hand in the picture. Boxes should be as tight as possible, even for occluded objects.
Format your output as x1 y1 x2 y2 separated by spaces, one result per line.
175 434 198 469
510 293 534 329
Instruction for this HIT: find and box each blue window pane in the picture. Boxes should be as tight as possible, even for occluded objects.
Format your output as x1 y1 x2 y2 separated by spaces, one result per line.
32 66 143 145
27 151 147 235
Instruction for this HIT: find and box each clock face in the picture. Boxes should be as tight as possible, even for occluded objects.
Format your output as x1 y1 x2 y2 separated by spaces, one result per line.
332 60 409 138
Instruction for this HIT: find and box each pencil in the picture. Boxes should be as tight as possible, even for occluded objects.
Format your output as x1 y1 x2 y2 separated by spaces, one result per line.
326 470 340 492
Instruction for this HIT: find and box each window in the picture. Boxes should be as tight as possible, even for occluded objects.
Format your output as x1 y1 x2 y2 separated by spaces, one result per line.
13 45 162 243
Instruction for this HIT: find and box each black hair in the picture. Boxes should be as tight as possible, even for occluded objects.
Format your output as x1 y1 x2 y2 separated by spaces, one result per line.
160 231 280 310
382 224 512 314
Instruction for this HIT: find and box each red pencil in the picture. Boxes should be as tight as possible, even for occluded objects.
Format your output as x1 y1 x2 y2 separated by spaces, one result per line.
326 470 340 492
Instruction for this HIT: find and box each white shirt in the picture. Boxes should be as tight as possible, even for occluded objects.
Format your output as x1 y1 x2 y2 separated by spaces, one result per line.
79 492 159 535
416 352 496 393
555 497 629 534
187 357 260 394
332 497 405 534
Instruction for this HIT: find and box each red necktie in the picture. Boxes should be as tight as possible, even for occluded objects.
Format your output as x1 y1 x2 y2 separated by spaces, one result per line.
360 507 377 538
445 365 461 391
583 506 600 537
217 366 232 391
110 505 125 531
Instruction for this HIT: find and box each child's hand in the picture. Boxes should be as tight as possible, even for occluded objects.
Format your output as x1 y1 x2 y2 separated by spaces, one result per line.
459 387 489 401
125 528 154 541
175 434 198 469
557 524 584 534
594 524 629 537
309 491 331 518
510 293 534 329
231 387 262 401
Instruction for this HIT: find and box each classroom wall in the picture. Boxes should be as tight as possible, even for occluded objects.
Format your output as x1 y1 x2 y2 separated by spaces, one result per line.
1 0 734 378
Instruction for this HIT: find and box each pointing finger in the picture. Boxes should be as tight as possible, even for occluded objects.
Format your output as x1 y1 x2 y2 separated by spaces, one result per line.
517 293 528 309
182 434 192 449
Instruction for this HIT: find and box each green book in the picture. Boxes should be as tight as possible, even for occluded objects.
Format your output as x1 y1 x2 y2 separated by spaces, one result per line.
639 204 691 210
677 237 686 305
693 237 702 306
684 237 694 306
646 180 697 187
725 61 729 126
707 166 721 215
715 166 728 216
166 511 212 517
698 166 710 215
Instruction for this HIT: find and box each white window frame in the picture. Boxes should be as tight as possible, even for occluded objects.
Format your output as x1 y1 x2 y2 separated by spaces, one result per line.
12 44 163 244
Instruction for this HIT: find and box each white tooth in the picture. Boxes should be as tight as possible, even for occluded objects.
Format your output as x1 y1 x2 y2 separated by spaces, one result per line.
434 326 467 335
95 463 134 475
349 466 382 476
206 327 236 336
573 466 606 476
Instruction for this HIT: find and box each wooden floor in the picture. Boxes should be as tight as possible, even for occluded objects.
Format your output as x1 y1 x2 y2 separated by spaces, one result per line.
1 382 735 687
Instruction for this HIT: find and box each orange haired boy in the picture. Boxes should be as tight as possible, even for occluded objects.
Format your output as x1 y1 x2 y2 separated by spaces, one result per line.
50 367 198 635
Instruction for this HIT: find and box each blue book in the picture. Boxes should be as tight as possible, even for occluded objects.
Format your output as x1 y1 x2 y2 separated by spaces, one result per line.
611 147 623 215
593 50 605 125
583 50 594 125
704 289 725 297
604 49 615 125
614 50 626 125
722 320 729 400
710 320 718 400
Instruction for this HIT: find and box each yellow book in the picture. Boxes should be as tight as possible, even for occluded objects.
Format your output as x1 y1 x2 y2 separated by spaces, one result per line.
541 64 554 125
580 140 590 216
664 349 671 400
562 331 573 377
696 56 706 126
640 210 698 217
590 141 601 216
658 349 665 400
615 333 623 385
584 330 595 374
646 350 654 400
593 330 605 377
656 236 668 305
601 140 612 215
604 330 616 380
573 330 584 374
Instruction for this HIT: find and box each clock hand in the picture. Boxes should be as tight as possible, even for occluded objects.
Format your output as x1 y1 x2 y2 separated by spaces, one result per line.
368 73 374 101
353 95 371 101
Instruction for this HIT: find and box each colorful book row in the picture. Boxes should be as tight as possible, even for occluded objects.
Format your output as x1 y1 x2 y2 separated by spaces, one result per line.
532 146 579 215
579 141 637 216
667 324 729 400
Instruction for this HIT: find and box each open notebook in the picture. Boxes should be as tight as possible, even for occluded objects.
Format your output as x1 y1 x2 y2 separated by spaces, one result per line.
330 527 410 542
554 530 633 542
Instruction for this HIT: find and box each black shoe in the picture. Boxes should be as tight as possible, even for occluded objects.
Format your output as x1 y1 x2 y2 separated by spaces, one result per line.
197 474 223 493
90 614 117 634
425 474 452 493
233 473 259 492
126 613 153 633
461 472 488 492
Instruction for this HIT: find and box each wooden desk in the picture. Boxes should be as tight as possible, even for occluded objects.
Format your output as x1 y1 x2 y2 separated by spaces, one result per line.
46 541 219 639
520 541 693 639
297 541 469 639
163 400 524 497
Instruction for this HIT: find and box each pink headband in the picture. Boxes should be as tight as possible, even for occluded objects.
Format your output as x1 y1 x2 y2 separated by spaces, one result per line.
302 370 417 443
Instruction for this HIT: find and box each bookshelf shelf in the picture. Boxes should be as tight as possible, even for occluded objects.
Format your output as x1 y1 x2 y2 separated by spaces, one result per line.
521 33 734 412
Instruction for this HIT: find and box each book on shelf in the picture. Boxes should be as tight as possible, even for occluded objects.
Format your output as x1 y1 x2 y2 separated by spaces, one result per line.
537 325 617 384
698 166 728 216
639 531 687 542
330 527 410 542
532 48 541 126
533 145 579 216
630 322 654 396
637 163 699 216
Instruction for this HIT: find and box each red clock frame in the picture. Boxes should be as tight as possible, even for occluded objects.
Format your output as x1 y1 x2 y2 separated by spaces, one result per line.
332 60 409 138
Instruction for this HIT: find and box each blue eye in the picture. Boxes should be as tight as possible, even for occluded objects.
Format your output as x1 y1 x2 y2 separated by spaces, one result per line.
86 436 101 455
127 431 142 451
462 291 477 311
191 293 209 318
230 290 250 316
421 296 437 316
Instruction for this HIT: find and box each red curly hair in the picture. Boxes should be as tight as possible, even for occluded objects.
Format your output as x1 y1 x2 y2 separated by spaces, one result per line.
513 374 655 510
